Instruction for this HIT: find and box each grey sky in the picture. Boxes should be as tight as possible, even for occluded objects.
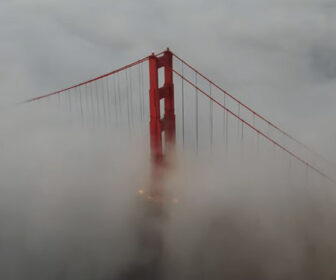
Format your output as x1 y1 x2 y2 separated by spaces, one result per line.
1 1 336 279
1 0 335 159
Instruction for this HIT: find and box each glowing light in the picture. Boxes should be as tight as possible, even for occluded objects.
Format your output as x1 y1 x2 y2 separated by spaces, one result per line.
172 198 179 204
138 189 145 195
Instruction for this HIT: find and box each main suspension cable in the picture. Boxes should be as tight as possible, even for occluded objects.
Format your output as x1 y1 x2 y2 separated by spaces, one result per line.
169 65 336 184
172 51 335 168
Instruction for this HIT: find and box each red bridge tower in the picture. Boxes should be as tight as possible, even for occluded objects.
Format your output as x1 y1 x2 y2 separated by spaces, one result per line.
148 48 176 198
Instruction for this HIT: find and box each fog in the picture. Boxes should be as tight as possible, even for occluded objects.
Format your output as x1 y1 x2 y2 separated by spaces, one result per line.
1 0 336 279
0 107 147 279
0 105 335 279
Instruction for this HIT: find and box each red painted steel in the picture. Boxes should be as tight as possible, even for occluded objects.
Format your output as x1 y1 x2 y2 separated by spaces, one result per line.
21 56 149 104
172 51 335 168
169 65 335 184
148 49 176 197
17 48 334 185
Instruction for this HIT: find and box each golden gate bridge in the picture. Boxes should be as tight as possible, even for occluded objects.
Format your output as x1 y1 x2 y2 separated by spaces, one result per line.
18 48 336 279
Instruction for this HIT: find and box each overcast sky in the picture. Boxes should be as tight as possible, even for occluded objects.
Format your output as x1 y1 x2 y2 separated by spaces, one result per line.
1 0 335 160
1 2 336 278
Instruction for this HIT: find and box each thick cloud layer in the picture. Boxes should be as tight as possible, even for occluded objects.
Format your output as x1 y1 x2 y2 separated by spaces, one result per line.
1 106 336 279
1 0 336 279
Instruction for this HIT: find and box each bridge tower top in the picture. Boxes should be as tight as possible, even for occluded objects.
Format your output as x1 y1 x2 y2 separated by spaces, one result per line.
148 48 176 198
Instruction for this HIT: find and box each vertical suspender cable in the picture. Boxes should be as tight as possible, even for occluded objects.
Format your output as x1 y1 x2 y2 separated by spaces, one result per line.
241 120 244 160
117 72 122 120
237 103 240 139
195 72 198 154
142 63 146 120
129 68 134 127
141 62 145 119
105 77 112 124
85 84 89 124
90 82 95 126
138 63 143 121
209 83 213 151
126 70 131 131
79 86 83 122
68 89 72 112
101 79 107 126
223 93 226 136
73 87 77 117
181 62 185 148
225 98 228 146
95 81 100 124
113 74 118 121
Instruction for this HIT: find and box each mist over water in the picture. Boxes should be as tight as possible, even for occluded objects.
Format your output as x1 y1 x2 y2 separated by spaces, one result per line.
164 155 336 279
0 107 148 279
0 106 336 280
1 0 336 279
